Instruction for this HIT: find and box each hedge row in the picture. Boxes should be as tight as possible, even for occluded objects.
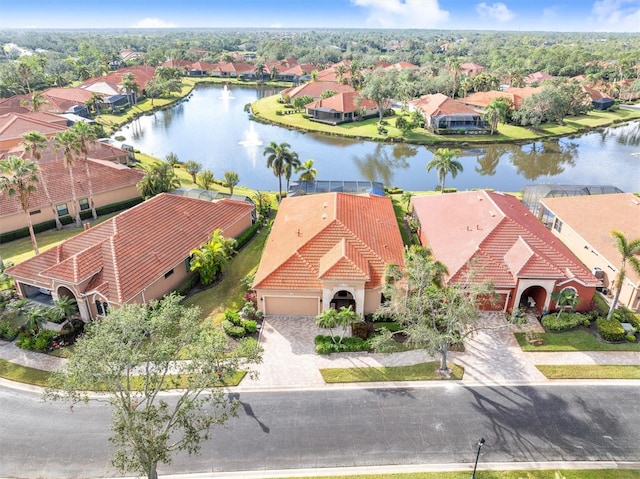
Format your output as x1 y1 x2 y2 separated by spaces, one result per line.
0 197 143 243
596 317 626 342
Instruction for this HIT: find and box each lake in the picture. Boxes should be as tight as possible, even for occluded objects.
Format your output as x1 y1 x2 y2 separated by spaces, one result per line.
115 85 640 193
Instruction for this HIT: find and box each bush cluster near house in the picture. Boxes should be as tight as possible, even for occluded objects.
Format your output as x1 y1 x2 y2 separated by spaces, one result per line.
221 303 262 339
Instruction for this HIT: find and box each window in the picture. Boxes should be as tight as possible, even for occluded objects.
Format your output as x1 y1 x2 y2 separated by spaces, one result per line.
164 269 174 279
103 302 109 314
29 210 41 215
79 198 90 211
95 300 104 315
553 218 563 233
56 204 69 216
185 257 192 273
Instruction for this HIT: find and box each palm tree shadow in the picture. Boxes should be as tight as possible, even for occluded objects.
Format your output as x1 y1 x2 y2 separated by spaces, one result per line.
229 393 270 433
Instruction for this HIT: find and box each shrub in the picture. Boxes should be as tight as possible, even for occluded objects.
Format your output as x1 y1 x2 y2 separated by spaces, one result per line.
15 333 36 350
582 318 591 327
223 309 242 326
0 321 19 340
235 221 262 250
34 330 57 351
222 320 246 338
314 334 369 354
625 333 637 342
241 319 257 334
542 312 584 331
596 317 626 342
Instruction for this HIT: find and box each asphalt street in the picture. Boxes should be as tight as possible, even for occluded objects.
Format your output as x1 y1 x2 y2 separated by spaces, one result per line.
1 383 639 478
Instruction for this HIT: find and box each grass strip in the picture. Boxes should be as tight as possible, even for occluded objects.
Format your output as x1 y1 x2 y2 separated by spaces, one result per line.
536 364 640 380
515 331 640 352
320 361 463 383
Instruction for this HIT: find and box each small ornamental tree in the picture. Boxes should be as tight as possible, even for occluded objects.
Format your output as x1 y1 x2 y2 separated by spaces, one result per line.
45 293 262 479
315 305 361 345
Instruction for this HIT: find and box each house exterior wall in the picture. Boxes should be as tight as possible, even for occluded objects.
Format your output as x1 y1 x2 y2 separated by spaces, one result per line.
363 287 384 315
548 217 639 311
550 279 596 313
1 185 141 234
126 257 192 306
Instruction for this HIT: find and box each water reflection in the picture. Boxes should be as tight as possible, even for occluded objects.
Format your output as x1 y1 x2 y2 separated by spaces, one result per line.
509 139 578 181
352 143 410 185
474 145 508 176
615 122 640 147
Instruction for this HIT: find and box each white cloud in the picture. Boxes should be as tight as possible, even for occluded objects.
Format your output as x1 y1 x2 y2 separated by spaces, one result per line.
592 0 640 31
131 17 177 28
351 0 449 28
476 2 515 22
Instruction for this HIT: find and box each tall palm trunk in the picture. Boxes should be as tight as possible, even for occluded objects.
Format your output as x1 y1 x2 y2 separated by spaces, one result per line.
25 210 39 255
84 158 97 219
67 164 82 227
38 169 62 229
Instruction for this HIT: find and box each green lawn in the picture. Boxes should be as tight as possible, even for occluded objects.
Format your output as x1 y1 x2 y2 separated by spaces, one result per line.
183 224 270 325
537 364 640 380
320 362 464 383
515 331 640 352
0 358 52 387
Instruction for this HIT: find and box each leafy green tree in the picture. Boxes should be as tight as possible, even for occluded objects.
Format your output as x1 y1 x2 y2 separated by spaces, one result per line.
292 95 312 111
607 231 640 321
197 169 215 190
184 160 202 184
223 170 239 196
295 159 317 181
165 152 180 170
0 156 40 254
371 246 495 375
315 305 360 345
360 68 397 122
190 229 236 285
54 130 83 227
45 293 262 479
137 162 181 199
426 148 463 193
263 141 294 201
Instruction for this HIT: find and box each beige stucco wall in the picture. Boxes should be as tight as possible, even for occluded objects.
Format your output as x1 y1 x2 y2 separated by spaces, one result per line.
549 218 639 311
363 287 384 315
1 185 141 234
256 289 322 316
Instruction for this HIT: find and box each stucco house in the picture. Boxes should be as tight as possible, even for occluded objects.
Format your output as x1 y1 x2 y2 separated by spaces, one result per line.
1 139 143 235
253 192 405 318
280 81 354 101
305 91 378 125
540 193 640 312
412 191 599 314
6 194 255 321
409 93 488 134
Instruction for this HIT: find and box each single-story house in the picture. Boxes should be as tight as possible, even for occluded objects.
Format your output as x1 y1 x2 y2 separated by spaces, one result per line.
1 139 143 235
460 62 485 77
540 193 640 312
525 71 555 85
6 194 255 321
188 61 217 77
210 62 254 78
581 85 615 110
409 93 488 134
305 91 378 124
0 111 67 150
460 87 542 110
412 191 599 315
280 81 354 101
253 192 405 318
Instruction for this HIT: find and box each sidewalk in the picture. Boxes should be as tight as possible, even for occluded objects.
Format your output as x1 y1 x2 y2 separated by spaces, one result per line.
2 312 640 390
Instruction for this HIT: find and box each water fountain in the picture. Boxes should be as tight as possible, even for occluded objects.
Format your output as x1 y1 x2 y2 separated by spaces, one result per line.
238 122 263 147
219 84 235 100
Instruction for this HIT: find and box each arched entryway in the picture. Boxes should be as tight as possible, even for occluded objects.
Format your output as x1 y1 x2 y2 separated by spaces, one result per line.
519 286 547 315
330 290 355 311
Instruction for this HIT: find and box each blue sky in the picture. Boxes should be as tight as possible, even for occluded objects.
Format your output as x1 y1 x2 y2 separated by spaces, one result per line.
2 0 640 32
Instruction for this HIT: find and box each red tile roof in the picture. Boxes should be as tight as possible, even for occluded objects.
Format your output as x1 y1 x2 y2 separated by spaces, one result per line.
7 194 254 304
254 193 404 290
412 191 598 288
410 93 479 116
461 87 541 109
306 91 377 113
281 81 354 100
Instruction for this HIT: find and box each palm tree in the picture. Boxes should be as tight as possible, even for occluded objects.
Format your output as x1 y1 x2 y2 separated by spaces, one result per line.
137 162 181 199
401 190 414 210
20 91 48 112
184 160 202 184
484 98 509 135
551 289 581 317
426 148 463 193
0 156 40 254
21 131 62 229
120 72 139 106
165 152 180 170
269 65 279 81
283 151 301 193
86 92 104 116
70 122 99 219
54 130 82 227
607 231 640 320
295 159 317 181
263 141 294 202
254 62 266 82
190 229 236 285
223 170 239 196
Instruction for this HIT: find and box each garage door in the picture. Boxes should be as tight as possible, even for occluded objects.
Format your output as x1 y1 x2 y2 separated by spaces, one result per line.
264 296 319 316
